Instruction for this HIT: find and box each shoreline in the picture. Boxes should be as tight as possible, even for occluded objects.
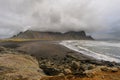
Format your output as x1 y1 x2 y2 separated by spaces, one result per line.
0 40 119 66
60 40 120 63
0 40 119 63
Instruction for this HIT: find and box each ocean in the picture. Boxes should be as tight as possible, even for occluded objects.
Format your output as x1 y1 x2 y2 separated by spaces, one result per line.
60 40 120 63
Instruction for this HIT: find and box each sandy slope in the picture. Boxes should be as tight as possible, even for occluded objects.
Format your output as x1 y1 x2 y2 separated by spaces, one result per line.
0 51 44 80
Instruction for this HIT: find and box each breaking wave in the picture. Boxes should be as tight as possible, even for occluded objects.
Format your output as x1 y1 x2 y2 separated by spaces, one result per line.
60 40 120 63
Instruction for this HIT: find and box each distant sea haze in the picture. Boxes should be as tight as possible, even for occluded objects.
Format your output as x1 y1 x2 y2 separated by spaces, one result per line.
60 40 120 63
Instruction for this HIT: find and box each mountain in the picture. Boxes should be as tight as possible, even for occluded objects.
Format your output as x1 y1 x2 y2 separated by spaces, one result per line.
12 30 94 40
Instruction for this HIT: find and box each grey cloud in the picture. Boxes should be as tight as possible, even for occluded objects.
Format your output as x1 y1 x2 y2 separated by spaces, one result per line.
0 0 120 39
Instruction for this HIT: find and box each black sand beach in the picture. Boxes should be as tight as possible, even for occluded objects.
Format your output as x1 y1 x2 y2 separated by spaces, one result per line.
0 40 94 61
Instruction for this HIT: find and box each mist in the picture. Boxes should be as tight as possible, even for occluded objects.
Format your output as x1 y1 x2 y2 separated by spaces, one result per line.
0 0 120 39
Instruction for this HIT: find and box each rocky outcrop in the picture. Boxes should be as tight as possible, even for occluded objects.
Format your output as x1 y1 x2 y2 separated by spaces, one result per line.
12 30 94 40
38 53 120 77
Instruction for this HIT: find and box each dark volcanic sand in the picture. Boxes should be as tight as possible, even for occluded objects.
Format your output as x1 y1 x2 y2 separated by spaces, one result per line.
0 40 94 62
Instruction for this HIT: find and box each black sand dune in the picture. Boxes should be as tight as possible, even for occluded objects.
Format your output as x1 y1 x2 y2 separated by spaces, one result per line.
0 40 94 62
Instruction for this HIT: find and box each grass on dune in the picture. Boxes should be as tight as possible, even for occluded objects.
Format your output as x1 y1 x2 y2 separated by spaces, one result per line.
0 38 42 42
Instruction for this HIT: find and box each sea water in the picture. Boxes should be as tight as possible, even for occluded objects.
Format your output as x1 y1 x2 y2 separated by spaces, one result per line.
60 40 120 63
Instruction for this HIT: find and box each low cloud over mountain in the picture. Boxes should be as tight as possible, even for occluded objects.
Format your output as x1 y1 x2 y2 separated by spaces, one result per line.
0 0 120 39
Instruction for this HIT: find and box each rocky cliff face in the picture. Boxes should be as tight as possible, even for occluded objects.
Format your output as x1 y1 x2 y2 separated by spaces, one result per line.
12 30 93 40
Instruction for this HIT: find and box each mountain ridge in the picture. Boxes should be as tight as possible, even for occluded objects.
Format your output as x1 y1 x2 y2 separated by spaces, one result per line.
12 30 94 40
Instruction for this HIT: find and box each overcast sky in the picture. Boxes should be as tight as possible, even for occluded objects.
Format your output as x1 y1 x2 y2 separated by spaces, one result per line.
0 0 120 39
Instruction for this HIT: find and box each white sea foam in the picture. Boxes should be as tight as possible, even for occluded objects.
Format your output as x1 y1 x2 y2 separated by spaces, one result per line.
60 40 120 63
79 41 120 48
